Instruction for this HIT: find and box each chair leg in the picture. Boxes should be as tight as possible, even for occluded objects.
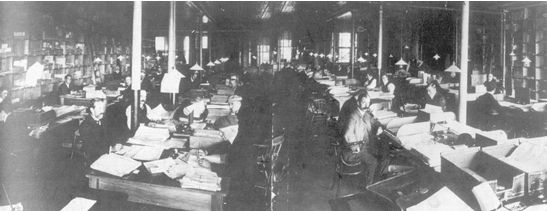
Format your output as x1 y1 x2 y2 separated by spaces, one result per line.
335 174 342 197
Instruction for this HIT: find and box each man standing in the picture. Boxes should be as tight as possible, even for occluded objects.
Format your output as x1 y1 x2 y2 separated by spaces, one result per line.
343 91 383 185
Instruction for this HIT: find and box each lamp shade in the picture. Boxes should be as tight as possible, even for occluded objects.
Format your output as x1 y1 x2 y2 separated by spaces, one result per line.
395 58 408 66
206 61 215 67
214 60 221 64
190 63 204 71
94 58 103 63
444 63 461 73
357 56 366 63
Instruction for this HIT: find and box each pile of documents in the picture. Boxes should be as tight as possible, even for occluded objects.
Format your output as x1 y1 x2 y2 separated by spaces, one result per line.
408 187 472 211
504 142 547 172
179 167 222 192
190 129 225 149
127 125 170 147
210 95 229 104
114 145 164 161
90 154 142 177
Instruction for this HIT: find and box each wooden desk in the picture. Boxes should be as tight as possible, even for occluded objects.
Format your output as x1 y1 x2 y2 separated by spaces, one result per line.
86 170 229 211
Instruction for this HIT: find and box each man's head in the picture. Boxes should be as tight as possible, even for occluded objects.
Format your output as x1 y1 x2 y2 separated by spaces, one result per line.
228 95 242 114
125 76 132 86
381 74 389 84
356 91 371 110
89 99 106 120
65 74 72 83
0 89 8 99
427 81 440 97
486 81 496 93
229 74 239 88
139 90 147 106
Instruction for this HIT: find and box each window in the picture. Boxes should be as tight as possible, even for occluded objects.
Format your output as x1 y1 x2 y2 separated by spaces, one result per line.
183 36 190 64
278 31 292 61
338 32 351 63
201 34 208 49
258 45 270 65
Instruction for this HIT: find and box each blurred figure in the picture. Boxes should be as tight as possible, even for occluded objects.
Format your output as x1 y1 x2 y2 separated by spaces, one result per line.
80 98 109 162
58 74 74 95
380 74 396 94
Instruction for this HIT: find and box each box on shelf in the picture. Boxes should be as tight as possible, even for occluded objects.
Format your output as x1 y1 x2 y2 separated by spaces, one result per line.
441 147 526 202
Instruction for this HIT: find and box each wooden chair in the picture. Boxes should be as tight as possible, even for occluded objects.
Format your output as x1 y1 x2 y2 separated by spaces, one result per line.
330 151 364 197
329 191 400 211
254 132 286 197
70 129 88 165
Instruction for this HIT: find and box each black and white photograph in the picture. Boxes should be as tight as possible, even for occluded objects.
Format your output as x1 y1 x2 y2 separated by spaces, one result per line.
0 1 547 210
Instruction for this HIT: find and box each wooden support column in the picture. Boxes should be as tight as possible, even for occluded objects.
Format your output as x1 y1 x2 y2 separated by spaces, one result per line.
459 1 470 124
198 15 203 67
131 0 142 131
378 4 383 80
168 1 177 104
501 11 507 96
350 11 356 78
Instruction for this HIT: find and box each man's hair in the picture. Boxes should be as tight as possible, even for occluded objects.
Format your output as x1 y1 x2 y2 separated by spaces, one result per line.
428 80 440 89
485 81 496 92
65 74 72 80
356 90 370 103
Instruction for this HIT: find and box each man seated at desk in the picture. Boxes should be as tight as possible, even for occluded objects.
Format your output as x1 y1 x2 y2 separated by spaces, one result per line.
405 81 447 112
338 89 367 132
379 74 396 94
364 72 377 89
173 94 208 122
343 91 384 186
58 74 74 96
484 73 504 94
80 98 109 163
125 90 162 129
474 82 505 129
213 95 242 143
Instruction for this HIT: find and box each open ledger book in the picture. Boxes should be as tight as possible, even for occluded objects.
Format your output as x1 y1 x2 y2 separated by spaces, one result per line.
127 125 170 147
90 153 142 177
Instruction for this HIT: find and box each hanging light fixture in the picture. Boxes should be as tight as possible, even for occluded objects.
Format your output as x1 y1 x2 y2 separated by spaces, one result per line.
395 58 408 66
206 61 215 67
364 52 369 56
94 57 103 63
326 54 333 59
444 62 461 73
357 56 366 63
373 53 377 58
319 53 325 58
190 63 204 71
214 60 221 64
389 54 393 58
433 54 441 61
522 56 532 67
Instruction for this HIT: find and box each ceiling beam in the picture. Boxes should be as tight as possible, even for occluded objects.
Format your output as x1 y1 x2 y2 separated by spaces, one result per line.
186 1 216 23
382 2 501 15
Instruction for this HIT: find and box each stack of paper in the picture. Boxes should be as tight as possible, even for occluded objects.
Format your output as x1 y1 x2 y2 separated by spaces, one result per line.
127 126 170 147
219 125 238 144
408 187 473 211
115 145 164 161
90 154 141 177
179 168 222 192
505 142 547 172
144 158 177 174
472 182 501 211
206 104 230 109
217 89 234 95
210 95 229 104
193 129 223 138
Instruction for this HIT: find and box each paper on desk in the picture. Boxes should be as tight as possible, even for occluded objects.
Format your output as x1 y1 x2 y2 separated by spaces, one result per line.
132 125 170 143
423 104 443 113
206 104 230 109
116 145 164 161
90 153 141 177
506 142 547 171
411 143 455 168
408 187 472 211
60 197 96 211
0 202 23 211
472 182 501 211
144 158 177 174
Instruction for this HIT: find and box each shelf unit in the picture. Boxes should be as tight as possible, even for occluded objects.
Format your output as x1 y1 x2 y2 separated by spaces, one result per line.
506 5 547 101
0 31 130 103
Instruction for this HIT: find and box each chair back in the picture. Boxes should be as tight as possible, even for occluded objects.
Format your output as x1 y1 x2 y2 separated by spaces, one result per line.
310 98 329 115
271 134 285 162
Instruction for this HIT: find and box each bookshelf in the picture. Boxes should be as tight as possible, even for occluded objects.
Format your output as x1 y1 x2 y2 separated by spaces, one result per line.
0 31 129 103
506 5 547 102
